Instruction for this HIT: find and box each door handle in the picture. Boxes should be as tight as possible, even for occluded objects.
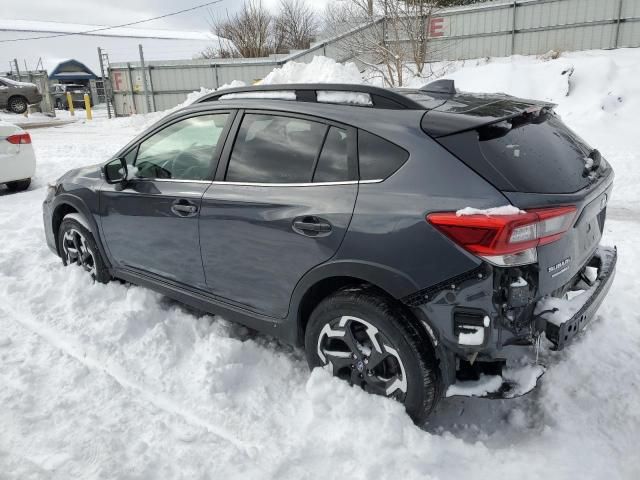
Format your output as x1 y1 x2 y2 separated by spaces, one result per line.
171 199 198 217
292 216 332 236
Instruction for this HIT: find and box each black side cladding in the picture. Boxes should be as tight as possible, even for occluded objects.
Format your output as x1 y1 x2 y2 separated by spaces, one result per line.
402 266 488 307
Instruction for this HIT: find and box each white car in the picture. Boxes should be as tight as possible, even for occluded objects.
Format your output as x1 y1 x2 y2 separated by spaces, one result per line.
0 121 35 192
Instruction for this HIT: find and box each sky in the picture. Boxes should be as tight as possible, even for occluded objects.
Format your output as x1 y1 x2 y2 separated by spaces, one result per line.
1 0 332 34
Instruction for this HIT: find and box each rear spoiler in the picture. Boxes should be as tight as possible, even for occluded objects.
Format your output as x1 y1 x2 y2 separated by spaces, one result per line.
421 95 556 138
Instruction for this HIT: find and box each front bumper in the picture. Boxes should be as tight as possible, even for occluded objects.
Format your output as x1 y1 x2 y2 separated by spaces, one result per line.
536 246 617 350
42 197 57 255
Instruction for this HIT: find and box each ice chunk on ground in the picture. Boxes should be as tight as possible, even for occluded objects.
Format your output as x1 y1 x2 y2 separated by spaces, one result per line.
447 365 545 399
446 374 503 397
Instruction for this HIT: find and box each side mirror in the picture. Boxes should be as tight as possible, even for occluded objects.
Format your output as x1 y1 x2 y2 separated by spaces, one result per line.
102 157 128 184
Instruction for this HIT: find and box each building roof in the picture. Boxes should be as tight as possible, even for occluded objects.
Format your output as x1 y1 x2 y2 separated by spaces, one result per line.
50 59 98 81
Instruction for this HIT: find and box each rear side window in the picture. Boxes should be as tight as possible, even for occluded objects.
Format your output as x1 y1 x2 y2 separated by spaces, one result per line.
358 130 409 181
226 113 327 183
437 112 603 194
313 127 349 182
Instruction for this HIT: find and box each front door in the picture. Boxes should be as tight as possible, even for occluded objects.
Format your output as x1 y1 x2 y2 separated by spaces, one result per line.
100 112 232 289
200 111 358 318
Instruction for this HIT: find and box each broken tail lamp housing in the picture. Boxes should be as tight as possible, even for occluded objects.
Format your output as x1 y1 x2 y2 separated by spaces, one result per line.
427 206 576 267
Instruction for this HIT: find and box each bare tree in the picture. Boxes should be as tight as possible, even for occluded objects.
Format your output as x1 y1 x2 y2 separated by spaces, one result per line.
207 1 275 58
324 0 448 86
274 0 319 53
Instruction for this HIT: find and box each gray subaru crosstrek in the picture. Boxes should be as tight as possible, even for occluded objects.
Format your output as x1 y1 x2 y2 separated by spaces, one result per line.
43 82 616 423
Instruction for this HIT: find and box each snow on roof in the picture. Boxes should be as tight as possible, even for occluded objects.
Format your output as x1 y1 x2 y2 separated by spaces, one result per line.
0 19 213 41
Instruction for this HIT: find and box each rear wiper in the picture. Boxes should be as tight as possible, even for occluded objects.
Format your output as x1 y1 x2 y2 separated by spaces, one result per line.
583 149 602 177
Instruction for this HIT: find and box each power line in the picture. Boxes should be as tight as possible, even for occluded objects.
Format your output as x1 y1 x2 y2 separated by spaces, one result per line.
0 0 223 44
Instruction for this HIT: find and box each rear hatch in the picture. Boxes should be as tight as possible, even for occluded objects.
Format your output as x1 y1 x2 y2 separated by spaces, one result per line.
423 93 613 296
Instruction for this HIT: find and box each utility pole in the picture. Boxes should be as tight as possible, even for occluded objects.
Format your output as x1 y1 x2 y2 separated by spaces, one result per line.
13 59 20 80
138 44 153 114
368 0 373 16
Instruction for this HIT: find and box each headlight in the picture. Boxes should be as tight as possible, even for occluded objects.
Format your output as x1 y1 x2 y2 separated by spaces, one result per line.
45 183 57 201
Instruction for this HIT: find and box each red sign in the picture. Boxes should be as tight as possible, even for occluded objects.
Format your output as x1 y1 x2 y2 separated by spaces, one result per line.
113 71 123 92
429 17 445 38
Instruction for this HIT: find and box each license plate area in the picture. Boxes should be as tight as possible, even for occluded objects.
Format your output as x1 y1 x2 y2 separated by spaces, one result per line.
577 211 604 255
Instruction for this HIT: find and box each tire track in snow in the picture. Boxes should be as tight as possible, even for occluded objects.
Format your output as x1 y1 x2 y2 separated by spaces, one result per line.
5 303 257 457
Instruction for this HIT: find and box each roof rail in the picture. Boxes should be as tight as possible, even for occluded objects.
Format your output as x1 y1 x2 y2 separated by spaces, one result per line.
420 79 456 95
195 83 425 110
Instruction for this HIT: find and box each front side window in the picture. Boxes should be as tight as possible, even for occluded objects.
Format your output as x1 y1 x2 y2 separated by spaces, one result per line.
226 113 327 183
134 114 229 181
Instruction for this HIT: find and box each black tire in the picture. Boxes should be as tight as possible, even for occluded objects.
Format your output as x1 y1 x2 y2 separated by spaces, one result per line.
5 178 31 192
305 286 441 424
8 96 28 114
57 217 110 283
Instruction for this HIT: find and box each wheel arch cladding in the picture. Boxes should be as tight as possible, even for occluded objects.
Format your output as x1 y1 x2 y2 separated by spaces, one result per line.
295 276 442 378
291 260 418 341
52 203 79 254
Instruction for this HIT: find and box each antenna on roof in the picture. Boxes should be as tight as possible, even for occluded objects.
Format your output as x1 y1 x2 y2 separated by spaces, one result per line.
421 79 456 95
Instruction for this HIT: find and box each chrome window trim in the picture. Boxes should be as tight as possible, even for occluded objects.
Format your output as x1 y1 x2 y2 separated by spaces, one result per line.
124 178 384 186
131 177 213 184
209 179 383 187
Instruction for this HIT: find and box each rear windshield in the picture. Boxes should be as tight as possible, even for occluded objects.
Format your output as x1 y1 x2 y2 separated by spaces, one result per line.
437 111 608 194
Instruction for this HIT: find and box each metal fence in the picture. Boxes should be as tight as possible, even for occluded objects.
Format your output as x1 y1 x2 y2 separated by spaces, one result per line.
108 0 640 116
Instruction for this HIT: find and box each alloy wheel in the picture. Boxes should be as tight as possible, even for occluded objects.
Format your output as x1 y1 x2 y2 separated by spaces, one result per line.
62 228 96 277
9 97 27 114
316 315 407 399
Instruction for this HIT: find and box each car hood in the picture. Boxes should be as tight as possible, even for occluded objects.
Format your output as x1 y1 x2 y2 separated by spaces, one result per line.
58 163 103 184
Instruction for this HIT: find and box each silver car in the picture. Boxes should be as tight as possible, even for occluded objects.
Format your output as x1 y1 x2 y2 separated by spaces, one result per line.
0 77 43 114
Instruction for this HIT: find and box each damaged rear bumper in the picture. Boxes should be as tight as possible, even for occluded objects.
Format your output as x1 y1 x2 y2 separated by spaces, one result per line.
537 246 617 350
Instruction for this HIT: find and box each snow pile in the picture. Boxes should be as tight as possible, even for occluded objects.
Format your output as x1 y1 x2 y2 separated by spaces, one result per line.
446 364 545 399
219 91 297 100
415 49 640 210
260 55 364 85
1 49 640 479
456 205 525 216
317 90 373 106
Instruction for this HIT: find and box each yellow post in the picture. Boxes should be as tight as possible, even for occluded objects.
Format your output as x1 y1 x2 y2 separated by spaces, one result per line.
66 92 75 116
84 94 92 120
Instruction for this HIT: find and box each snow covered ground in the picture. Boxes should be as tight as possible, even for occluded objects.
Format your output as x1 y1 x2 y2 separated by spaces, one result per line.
1 49 640 479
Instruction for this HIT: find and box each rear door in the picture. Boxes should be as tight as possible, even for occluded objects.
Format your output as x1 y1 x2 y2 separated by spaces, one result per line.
199 110 358 318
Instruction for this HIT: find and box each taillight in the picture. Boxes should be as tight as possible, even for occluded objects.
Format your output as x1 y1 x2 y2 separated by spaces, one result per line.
427 206 576 266
6 133 31 145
